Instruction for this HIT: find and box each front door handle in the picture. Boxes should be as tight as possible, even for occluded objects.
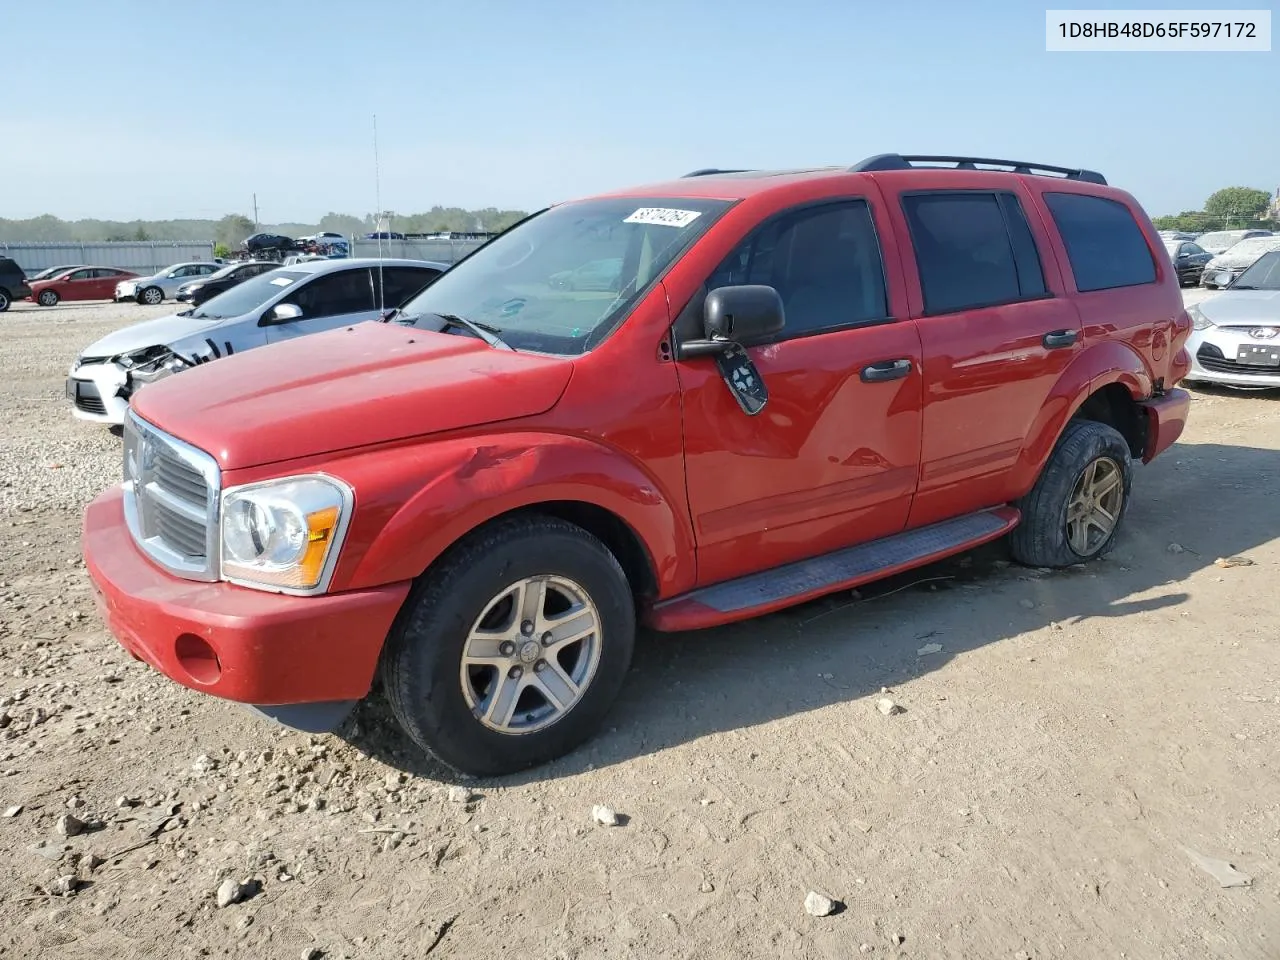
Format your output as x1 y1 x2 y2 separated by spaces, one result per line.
861 358 913 383
1042 329 1079 349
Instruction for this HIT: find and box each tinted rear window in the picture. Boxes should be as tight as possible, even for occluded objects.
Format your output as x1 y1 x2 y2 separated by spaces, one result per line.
1042 193 1156 292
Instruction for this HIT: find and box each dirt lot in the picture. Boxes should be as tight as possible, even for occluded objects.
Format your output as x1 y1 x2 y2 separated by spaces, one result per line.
1 293 1277 960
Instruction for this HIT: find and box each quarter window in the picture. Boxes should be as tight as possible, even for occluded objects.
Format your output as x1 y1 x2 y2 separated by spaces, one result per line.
706 200 889 337
1042 192 1156 292
902 192 1047 315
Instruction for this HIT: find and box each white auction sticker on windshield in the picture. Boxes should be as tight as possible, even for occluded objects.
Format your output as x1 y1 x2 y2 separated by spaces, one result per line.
269 277 295 286
624 207 702 227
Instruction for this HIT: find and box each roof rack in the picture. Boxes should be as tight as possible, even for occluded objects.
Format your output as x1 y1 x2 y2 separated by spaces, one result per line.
681 168 754 178
850 154 1107 185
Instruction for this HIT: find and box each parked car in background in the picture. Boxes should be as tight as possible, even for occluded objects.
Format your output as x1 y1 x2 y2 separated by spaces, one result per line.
242 233 297 256
175 260 279 306
26 264 89 282
78 154 1192 776
364 230 405 240
1200 236 1280 289
116 262 223 305
0 257 33 312
1194 228 1272 256
1157 230 1198 241
31 267 139 306
67 258 448 427
1163 238 1214 286
1185 250 1280 389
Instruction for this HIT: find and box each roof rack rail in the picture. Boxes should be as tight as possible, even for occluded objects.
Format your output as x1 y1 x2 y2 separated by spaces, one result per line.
850 154 1107 185
681 168 753 178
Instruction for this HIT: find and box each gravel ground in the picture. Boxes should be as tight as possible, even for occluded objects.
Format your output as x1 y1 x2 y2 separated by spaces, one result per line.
1 292 1278 960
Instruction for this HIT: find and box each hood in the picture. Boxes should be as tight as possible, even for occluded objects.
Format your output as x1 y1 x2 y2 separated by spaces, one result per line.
1210 247 1280 268
1198 290 1280 326
131 322 574 470
78 311 229 360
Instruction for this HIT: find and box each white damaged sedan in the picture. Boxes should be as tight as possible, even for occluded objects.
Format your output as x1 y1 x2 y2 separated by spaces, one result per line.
1184 250 1280 390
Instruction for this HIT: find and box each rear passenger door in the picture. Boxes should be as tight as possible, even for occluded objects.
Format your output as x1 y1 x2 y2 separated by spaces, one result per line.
892 188 1083 528
263 267 380 343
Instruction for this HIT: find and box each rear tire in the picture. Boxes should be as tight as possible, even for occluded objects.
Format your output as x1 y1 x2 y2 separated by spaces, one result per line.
0 288 10 312
1009 420 1133 569
381 515 636 777
38 290 59 307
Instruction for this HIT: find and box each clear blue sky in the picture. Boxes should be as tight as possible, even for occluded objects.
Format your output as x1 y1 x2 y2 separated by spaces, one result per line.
5 0 1275 223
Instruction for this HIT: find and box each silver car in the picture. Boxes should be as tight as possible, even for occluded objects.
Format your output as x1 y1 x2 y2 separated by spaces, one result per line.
115 262 224 305
71 258 448 427
1185 250 1280 389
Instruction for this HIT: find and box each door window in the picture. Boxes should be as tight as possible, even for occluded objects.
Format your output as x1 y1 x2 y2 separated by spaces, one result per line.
1041 192 1156 292
901 191 1047 315
704 199 889 338
285 269 375 319
66 269 92 281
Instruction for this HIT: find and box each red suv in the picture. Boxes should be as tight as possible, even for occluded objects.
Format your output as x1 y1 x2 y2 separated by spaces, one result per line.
83 154 1192 776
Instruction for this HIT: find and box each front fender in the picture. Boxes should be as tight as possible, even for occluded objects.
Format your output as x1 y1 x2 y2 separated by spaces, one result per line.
325 433 696 597
1008 340 1152 497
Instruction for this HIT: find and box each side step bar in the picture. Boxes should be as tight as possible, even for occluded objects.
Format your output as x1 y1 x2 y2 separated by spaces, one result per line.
647 506 1020 632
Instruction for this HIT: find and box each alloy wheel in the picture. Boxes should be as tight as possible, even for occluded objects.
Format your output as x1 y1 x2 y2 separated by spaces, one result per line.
1065 456 1124 556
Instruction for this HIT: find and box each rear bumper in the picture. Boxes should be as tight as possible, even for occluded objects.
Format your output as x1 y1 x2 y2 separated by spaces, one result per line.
1138 387 1191 463
82 486 410 724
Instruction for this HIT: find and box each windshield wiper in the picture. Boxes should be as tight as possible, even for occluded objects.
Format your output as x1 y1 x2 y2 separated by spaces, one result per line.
394 312 515 351
1229 284 1257 290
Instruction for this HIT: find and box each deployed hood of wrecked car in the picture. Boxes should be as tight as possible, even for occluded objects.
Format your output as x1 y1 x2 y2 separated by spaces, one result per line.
78 312 236 360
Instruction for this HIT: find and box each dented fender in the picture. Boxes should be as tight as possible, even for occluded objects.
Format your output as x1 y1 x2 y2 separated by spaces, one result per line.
318 432 697 598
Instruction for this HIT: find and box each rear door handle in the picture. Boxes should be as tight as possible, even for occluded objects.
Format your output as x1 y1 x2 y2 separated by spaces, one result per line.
860 359 913 383
1042 329 1079 349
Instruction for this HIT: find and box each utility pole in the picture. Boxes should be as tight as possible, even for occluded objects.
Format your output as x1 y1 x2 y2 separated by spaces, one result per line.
252 194 259 229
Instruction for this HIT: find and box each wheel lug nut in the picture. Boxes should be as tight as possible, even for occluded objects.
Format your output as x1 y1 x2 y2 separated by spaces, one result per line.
541 632 553 646
534 659 547 673
508 666 523 679
521 620 535 636
499 642 515 656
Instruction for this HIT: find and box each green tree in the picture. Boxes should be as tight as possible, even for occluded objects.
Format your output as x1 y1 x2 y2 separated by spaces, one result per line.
1203 187 1271 227
133 224 150 241
214 214 256 249
213 242 232 259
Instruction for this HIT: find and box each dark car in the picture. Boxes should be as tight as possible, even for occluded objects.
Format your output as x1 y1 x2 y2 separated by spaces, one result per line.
176 260 280 306
241 233 297 255
0 257 33 312
1163 239 1214 287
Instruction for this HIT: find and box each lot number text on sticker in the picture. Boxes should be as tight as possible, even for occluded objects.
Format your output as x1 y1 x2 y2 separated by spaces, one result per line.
624 208 703 228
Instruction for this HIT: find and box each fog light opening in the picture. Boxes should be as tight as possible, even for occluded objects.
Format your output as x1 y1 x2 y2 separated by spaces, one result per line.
174 633 222 685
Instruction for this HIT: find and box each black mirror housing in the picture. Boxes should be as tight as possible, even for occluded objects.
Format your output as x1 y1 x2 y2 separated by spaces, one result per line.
703 284 785 341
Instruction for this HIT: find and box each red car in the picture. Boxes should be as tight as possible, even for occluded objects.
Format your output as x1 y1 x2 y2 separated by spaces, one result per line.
83 153 1191 777
30 266 139 306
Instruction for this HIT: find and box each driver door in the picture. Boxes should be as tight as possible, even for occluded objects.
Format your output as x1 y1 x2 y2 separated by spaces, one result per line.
674 197 924 586
262 267 381 342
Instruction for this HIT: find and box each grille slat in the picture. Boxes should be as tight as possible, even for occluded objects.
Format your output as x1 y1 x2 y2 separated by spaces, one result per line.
122 413 219 579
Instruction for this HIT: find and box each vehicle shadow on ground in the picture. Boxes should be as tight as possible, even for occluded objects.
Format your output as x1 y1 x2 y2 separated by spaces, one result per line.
342 440 1280 785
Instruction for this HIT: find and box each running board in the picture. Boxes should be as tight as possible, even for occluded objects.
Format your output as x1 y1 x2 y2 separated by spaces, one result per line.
647 506 1021 632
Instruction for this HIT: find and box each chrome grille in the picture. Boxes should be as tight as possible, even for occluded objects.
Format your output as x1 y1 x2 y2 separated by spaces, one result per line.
122 410 220 580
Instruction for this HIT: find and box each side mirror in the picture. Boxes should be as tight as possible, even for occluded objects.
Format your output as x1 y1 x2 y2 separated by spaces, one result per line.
679 284 785 358
1177 252 1190 259
264 302 303 324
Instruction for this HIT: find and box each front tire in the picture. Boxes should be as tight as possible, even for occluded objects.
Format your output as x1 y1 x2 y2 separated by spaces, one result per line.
0 289 10 312
38 290 59 306
139 286 164 305
1009 420 1133 568
381 515 636 777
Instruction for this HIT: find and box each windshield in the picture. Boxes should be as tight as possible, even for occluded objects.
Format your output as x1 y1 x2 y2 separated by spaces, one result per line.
1223 237 1280 258
190 269 306 319
1162 240 1180 256
395 196 733 354
1230 251 1280 290
1198 231 1246 249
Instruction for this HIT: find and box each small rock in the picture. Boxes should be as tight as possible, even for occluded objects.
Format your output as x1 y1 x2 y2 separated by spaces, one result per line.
1 805 21 818
1019 598 1035 610
381 832 404 853
1184 847 1252 887
851 818 872 833
65 796 84 810
699 880 714 893
917 642 943 655
50 875 79 897
804 890 836 917
591 805 620 826
384 771 404 791
1167 543 1184 554
447 786 473 804
1214 555 1254 568
115 796 138 809
301 949 324 960
56 814 87 837
215 878 245 908
876 697 904 716
1015 952 1030 960
861 945 874 954
892 934 905 946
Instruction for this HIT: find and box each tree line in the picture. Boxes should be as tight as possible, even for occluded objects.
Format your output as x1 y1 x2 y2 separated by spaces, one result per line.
1152 186 1278 234
0 207 531 246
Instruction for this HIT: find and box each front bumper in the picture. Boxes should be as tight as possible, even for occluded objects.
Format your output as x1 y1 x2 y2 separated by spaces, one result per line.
67 362 130 425
1185 327 1280 387
83 487 410 726
114 283 139 301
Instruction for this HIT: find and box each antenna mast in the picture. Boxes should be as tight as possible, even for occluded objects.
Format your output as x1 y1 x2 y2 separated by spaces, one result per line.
373 114 386 310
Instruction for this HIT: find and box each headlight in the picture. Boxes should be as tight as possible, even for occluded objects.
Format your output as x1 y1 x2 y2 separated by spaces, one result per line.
186 283 204 293
219 475 353 594
1188 305 1213 331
